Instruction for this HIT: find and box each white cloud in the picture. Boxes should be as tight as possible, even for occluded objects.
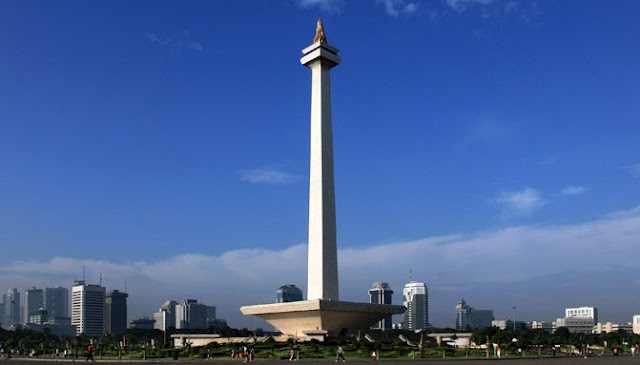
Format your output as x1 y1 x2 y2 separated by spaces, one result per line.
378 0 419 16
627 163 640 179
446 0 494 12
443 0 541 24
607 205 640 219
240 167 302 184
561 185 586 196
184 41 203 51
145 32 203 51
3 206 640 327
295 0 342 12
493 187 546 218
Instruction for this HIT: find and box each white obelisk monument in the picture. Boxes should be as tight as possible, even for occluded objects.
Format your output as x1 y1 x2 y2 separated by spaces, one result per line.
301 18 341 302
240 20 405 340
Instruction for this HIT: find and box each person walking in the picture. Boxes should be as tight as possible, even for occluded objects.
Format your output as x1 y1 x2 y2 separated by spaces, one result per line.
336 346 346 362
85 345 94 362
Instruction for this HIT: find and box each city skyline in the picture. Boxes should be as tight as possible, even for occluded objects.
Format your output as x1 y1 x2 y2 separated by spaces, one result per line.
0 279 637 331
1 1 640 328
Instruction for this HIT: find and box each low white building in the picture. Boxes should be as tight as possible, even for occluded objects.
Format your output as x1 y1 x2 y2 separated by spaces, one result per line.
594 322 632 334
491 319 526 330
530 321 554 333
555 306 598 334
556 317 595 334
633 315 640 335
492 320 508 329
171 334 221 348
565 307 598 322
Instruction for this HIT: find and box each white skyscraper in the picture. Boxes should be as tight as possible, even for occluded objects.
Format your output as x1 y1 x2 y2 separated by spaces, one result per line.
71 280 105 337
403 281 428 331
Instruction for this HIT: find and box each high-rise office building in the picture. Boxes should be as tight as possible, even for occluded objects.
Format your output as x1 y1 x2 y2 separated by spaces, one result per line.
44 286 69 320
455 299 494 330
206 305 216 326
3 288 20 329
105 290 128 334
153 300 177 332
403 281 428 331
275 285 303 303
175 299 207 329
71 280 106 337
369 282 393 330
23 287 44 324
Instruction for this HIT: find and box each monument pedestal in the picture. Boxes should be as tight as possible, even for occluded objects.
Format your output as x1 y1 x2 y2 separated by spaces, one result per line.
240 300 405 340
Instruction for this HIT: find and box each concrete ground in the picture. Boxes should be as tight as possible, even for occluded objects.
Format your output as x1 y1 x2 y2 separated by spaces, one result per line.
3 355 640 365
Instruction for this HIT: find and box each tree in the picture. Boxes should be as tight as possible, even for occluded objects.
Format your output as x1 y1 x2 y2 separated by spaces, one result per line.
471 326 499 345
554 327 570 342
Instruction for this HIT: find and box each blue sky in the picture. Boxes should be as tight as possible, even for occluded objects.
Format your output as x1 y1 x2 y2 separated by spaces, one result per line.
1 0 640 328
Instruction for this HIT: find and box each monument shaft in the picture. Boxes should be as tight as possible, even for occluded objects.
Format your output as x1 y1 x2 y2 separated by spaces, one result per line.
301 41 341 301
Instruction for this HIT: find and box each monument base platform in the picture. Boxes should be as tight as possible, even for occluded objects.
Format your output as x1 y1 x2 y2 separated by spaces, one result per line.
240 299 405 340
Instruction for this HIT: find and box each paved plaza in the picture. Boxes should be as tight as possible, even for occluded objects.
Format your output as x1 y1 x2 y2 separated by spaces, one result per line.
4 355 640 365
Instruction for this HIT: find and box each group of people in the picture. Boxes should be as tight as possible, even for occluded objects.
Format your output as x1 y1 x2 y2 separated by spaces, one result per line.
492 345 502 358
289 349 299 361
0 348 11 359
229 346 255 362
0 347 85 359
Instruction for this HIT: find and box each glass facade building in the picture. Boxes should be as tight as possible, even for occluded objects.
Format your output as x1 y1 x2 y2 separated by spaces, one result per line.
105 290 128 334
369 282 394 330
3 288 21 329
276 284 303 303
455 299 494 330
44 286 69 321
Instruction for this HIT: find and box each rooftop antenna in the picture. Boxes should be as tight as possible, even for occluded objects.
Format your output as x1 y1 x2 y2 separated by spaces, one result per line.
124 277 128 294
99 272 103 286
82 265 85 282
409 268 413 282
